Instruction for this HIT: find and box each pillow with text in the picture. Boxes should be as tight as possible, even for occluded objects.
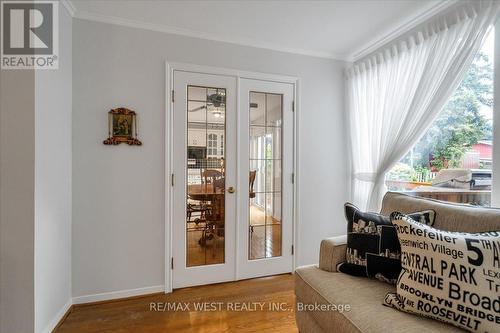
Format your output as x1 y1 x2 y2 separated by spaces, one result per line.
384 213 500 332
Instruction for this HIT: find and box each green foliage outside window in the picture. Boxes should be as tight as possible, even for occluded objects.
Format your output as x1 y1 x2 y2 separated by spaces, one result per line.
404 51 493 172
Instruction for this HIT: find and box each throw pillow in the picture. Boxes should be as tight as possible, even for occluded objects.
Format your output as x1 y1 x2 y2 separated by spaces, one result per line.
337 203 435 283
385 213 500 332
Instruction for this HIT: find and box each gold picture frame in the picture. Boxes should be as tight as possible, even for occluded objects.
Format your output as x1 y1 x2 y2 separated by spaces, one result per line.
103 107 142 145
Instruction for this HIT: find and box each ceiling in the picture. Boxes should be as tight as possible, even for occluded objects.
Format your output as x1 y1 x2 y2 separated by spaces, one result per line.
68 0 453 61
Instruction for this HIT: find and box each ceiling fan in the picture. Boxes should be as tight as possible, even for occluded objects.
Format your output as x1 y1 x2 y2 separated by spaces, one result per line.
188 93 258 116
188 93 226 113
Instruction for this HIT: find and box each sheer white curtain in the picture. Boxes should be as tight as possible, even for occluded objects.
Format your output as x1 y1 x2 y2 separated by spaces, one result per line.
347 0 500 211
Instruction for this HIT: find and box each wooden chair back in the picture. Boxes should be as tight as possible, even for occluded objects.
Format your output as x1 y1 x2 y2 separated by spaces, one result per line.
202 169 224 192
249 170 256 198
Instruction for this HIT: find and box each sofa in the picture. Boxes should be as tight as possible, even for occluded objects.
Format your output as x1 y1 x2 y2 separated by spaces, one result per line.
295 192 500 333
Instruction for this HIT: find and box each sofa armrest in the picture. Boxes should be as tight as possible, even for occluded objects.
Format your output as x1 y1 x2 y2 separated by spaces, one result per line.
318 234 347 272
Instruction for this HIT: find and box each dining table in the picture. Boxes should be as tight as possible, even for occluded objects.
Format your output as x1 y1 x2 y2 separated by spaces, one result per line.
187 181 257 246
187 183 225 201
187 183 225 246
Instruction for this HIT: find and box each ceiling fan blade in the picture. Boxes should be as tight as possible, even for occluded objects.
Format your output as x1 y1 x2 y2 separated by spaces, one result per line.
188 105 206 112
207 93 225 107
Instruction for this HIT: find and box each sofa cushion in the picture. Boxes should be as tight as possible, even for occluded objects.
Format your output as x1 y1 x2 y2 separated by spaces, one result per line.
295 265 463 333
295 309 331 333
337 203 435 283
385 213 500 332
380 192 500 233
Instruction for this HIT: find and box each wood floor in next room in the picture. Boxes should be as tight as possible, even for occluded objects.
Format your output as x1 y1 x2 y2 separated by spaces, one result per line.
187 204 282 267
56 274 298 333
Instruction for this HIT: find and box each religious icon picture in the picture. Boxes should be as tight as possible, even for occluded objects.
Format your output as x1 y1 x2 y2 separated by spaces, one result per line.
103 107 142 145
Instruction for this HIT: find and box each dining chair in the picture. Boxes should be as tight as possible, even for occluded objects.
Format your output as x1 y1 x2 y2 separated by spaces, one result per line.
197 169 224 249
249 170 257 198
202 169 224 193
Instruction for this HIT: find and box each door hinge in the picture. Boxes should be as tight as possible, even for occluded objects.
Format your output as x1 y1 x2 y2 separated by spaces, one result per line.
171 257 174 270
292 101 295 112
291 245 294 255
171 174 174 186
171 90 175 103
291 173 295 184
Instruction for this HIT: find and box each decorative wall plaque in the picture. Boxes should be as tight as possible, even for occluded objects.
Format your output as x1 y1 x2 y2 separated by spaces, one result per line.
103 107 142 145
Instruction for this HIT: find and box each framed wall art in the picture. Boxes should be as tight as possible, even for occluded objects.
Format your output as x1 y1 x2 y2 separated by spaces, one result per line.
103 107 142 145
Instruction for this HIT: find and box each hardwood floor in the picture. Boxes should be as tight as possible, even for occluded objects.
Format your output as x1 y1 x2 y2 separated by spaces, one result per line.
187 204 282 266
56 274 297 333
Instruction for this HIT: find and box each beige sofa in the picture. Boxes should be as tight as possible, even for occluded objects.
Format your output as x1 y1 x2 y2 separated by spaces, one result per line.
295 192 500 333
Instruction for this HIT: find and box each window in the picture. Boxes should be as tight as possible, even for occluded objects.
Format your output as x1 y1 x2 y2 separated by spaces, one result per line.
385 29 494 206
207 133 218 156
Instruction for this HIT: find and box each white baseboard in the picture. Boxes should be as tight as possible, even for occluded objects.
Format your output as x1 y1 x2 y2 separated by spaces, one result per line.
41 299 72 333
72 285 165 304
39 285 165 332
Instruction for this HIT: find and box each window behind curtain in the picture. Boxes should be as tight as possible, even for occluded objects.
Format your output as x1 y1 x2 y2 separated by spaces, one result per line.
385 28 495 207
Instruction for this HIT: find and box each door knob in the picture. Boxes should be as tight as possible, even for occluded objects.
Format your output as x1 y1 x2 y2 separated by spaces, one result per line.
227 186 235 193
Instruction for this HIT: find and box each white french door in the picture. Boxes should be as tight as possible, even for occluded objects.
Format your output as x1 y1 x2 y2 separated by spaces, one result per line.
237 79 294 279
171 69 294 289
172 71 237 288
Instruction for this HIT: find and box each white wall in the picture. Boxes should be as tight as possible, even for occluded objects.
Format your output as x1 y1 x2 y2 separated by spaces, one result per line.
34 3 73 332
72 19 348 298
0 68 36 333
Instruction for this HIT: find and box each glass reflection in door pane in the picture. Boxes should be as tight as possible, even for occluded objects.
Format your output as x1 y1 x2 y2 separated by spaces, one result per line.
249 92 283 260
186 85 226 267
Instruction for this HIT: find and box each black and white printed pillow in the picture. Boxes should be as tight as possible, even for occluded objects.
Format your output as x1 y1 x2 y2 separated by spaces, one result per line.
337 203 435 283
385 213 500 332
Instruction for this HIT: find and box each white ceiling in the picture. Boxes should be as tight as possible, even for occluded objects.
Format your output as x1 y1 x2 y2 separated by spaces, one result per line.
69 0 453 61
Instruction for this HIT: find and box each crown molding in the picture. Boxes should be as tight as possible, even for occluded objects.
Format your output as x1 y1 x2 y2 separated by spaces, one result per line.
348 0 458 62
64 0 457 63
60 0 76 17
72 9 348 61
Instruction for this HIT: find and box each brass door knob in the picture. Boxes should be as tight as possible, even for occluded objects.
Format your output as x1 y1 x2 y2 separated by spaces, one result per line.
227 186 235 193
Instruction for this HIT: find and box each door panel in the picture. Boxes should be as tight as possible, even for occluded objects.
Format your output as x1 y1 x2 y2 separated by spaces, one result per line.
172 71 236 288
248 91 283 260
172 71 294 288
237 79 294 279
186 85 226 267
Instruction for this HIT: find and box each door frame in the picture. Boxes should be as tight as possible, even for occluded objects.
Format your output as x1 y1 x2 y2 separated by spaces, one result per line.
164 61 300 292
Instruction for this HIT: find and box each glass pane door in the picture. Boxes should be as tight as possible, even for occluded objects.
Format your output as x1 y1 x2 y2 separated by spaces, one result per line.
172 71 294 288
249 92 283 260
186 86 226 266
237 78 294 280
172 71 236 289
